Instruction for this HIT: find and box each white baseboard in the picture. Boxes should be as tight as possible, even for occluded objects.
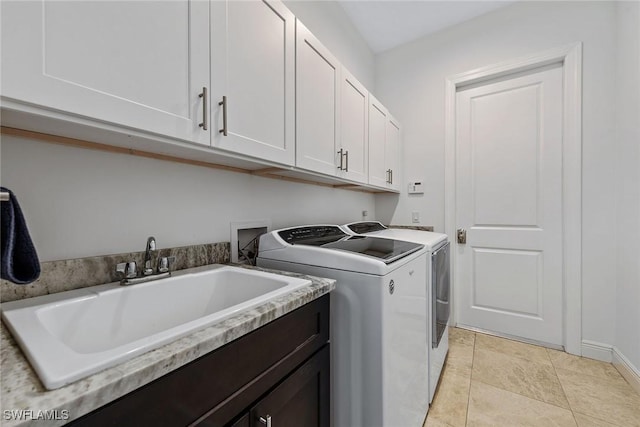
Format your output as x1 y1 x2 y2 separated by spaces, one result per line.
612 347 640 395
581 340 613 362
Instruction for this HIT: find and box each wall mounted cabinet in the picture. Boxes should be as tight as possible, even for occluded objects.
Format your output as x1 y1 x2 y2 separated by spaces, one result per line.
385 115 402 191
339 69 369 184
0 0 401 194
211 0 296 165
368 95 401 191
0 0 210 146
295 20 340 176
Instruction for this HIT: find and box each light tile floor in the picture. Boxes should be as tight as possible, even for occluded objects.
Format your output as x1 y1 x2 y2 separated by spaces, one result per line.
424 328 640 427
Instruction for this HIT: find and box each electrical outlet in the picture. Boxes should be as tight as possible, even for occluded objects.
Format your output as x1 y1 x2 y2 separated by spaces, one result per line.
411 212 420 223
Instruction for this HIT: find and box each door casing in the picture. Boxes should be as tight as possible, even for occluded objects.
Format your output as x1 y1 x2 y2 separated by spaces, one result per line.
444 43 583 355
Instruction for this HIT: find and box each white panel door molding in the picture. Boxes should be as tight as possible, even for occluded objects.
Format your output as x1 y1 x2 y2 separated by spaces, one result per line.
211 0 295 165
296 20 341 176
1 0 210 145
445 43 583 353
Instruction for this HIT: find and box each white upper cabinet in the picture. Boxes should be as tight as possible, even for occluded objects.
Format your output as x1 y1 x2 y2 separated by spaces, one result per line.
211 0 295 166
339 69 369 184
295 20 340 175
368 95 390 188
368 95 401 190
0 0 210 146
385 115 401 191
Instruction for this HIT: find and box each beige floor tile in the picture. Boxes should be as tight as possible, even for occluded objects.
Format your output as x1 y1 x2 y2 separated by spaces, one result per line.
472 347 570 408
444 340 475 377
426 372 471 427
475 333 552 365
547 349 624 381
449 327 475 347
467 380 577 427
423 416 455 427
555 367 640 427
573 413 622 427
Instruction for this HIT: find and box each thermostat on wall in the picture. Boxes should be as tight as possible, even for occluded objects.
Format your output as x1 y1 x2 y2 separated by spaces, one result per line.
408 182 424 194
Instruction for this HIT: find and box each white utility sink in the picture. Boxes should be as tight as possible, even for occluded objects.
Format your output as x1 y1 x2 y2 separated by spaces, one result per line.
1 265 311 390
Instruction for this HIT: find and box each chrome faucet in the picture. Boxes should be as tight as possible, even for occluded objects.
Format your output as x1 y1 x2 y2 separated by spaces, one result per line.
115 236 175 286
143 236 157 276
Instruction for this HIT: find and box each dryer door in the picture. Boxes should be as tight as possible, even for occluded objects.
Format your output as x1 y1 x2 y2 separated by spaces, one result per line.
432 242 450 348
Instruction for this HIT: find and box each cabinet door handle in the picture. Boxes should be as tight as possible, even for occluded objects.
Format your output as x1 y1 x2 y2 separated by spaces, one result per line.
337 148 344 170
198 87 208 131
344 150 349 172
390 169 393 184
259 415 272 427
386 169 391 183
218 95 228 136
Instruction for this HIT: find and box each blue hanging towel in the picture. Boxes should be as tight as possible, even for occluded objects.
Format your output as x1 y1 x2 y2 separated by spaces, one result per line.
1 187 40 284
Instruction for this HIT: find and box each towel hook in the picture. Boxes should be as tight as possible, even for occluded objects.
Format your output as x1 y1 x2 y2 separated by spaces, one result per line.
0 192 9 202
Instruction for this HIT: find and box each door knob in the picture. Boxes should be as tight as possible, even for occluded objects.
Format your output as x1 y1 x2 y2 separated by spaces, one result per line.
457 228 467 244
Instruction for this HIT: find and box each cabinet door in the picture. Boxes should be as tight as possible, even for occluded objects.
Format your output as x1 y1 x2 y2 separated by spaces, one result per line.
339 69 369 184
250 346 330 427
386 116 401 191
211 0 295 165
368 95 389 187
0 1 210 146
296 21 340 176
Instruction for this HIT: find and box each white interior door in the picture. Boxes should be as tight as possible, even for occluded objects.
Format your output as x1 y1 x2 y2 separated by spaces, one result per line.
455 64 564 345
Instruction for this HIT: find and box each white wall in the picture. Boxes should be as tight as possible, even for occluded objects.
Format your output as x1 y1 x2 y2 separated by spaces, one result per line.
614 2 640 370
284 0 375 89
0 136 374 261
374 2 619 349
0 1 376 262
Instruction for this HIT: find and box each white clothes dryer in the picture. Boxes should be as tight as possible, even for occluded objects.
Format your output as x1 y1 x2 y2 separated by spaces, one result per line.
257 225 429 427
342 222 450 403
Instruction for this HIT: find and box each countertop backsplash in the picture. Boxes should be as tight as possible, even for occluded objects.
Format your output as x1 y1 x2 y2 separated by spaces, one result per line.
0 242 230 303
388 224 435 232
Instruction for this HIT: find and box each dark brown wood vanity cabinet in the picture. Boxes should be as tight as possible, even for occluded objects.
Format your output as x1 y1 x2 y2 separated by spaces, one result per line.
69 295 330 427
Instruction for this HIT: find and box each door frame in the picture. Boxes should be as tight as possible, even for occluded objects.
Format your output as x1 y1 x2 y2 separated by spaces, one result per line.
444 43 583 355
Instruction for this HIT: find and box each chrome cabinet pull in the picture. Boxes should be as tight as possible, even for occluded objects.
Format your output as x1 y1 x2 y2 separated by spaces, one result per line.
198 87 208 130
386 169 391 184
218 95 228 136
259 415 272 427
344 150 349 172
337 148 344 170
390 169 393 184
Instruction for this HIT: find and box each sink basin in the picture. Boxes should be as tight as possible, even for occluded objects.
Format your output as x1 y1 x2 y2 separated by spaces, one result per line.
1 265 311 389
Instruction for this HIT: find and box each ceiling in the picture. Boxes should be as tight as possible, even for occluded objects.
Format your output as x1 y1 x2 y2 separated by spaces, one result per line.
338 1 518 54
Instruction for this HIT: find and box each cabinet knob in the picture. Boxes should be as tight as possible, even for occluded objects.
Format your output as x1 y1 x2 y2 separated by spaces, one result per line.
259 415 272 427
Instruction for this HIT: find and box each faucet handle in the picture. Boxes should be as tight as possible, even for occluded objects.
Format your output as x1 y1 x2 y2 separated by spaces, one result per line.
157 256 176 273
116 261 137 279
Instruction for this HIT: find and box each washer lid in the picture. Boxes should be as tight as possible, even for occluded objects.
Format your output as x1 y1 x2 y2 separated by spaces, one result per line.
277 225 423 264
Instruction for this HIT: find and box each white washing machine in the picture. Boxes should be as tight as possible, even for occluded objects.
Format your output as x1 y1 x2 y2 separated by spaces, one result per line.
257 225 429 427
342 222 450 403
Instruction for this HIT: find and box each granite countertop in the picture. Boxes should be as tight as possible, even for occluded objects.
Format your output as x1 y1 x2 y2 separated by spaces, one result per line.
0 265 335 427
